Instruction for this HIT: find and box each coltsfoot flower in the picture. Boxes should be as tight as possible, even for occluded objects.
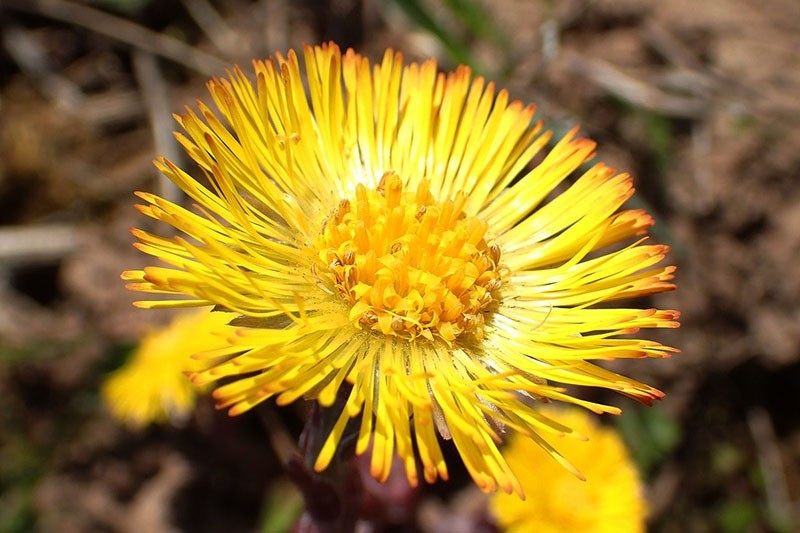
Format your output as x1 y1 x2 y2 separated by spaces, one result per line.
102 308 234 427
490 407 647 532
122 43 679 496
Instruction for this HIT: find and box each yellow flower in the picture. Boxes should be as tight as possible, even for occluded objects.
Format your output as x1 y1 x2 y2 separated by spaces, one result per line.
490 407 647 532
102 308 234 427
122 43 679 496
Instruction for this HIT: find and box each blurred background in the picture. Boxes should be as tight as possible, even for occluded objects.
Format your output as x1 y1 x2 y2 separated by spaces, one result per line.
0 0 798 531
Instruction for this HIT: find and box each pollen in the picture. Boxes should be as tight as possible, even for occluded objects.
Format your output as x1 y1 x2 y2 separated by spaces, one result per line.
314 172 505 343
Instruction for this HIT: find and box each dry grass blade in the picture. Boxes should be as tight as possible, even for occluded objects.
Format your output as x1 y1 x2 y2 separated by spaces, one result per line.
747 408 796 529
2 24 85 111
132 50 184 208
4 0 228 76
180 0 247 58
0 224 83 266
563 52 708 119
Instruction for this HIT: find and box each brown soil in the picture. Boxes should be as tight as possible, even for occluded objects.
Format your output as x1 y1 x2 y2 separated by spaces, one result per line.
1 0 799 531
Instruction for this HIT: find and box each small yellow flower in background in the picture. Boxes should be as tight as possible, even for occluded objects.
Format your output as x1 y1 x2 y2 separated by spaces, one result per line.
122 43 679 496
490 407 647 533
102 308 234 428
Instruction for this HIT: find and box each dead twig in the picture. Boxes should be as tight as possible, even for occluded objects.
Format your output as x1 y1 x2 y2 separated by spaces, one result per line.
689 121 714 214
1 23 85 111
642 21 704 71
180 0 247 58
78 90 144 128
540 18 559 65
642 22 726 100
747 408 796 529
132 50 183 207
0 224 83 266
4 0 227 76
259 0 289 56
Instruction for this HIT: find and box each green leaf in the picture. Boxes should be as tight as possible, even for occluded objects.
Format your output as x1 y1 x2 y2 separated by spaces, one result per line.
442 0 507 45
616 406 681 476
258 479 304 533
714 500 758 533
388 0 476 68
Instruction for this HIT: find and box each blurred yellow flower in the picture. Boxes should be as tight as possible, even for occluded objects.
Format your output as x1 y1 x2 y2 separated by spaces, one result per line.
102 308 234 427
491 407 647 532
122 43 678 495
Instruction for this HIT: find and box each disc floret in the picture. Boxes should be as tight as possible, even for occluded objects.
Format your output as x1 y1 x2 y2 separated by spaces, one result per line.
314 172 505 343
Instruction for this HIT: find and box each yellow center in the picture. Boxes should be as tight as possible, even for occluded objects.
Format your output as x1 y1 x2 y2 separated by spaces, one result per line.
314 172 505 343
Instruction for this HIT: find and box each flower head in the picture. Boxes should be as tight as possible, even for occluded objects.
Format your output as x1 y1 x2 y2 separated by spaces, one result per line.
122 43 679 496
102 308 234 427
490 407 647 532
